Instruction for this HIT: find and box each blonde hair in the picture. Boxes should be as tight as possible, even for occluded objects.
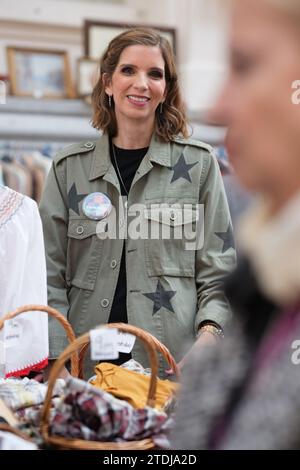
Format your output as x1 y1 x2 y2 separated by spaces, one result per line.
91 27 189 142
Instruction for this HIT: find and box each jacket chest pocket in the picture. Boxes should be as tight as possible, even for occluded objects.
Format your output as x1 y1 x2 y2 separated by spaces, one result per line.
144 207 197 278
66 219 104 291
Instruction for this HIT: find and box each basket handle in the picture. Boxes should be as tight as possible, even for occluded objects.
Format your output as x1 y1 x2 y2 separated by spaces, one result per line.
0 304 78 377
78 325 180 379
143 330 180 377
0 423 36 444
40 323 159 441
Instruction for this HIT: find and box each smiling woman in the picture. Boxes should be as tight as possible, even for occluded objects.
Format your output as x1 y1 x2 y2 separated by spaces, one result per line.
39 27 235 380
103 45 167 140
91 27 188 144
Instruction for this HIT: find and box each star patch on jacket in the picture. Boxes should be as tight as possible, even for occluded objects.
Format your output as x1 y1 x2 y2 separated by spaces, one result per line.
143 280 177 315
168 153 198 183
215 225 235 253
68 183 87 215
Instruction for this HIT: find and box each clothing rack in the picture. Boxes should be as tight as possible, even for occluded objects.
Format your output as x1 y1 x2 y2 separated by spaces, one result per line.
0 142 57 202
0 140 67 159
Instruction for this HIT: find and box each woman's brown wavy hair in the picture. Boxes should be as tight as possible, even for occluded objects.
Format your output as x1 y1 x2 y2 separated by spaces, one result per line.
91 27 189 142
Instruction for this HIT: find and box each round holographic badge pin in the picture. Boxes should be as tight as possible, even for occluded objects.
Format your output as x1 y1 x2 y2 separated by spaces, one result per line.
82 192 112 220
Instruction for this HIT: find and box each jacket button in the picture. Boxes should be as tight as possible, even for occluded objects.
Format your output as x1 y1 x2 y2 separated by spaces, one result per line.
76 225 84 235
84 142 94 149
101 299 110 308
110 260 117 269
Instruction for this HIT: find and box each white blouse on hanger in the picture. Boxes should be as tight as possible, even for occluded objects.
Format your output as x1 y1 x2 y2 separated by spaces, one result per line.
0 185 48 377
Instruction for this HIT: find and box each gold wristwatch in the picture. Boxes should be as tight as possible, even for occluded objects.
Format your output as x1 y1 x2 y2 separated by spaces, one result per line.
196 323 224 339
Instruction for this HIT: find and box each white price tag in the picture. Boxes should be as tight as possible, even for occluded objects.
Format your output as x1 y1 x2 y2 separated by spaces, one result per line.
90 328 119 361
117 332 136 354
4 319 23 348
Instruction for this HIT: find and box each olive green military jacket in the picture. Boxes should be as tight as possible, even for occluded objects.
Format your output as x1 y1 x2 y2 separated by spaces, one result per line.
39 133 236 376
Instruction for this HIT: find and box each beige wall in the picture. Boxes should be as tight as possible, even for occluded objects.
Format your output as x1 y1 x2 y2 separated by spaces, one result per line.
127 0 229 115
0 0 133 27
0 0 229 118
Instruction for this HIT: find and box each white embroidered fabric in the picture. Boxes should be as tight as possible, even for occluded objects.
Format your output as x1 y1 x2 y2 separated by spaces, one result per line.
0 185 48 377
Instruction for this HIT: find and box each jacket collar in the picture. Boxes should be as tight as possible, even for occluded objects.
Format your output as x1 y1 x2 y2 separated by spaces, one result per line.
147 133 171 167
89 133 171 181
89 133 110 181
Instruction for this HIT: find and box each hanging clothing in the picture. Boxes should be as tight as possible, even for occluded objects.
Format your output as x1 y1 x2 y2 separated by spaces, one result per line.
0 185 48 377
0 150 52 202
0 166 4 186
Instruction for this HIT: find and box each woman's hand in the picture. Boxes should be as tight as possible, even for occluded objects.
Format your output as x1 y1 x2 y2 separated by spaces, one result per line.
166 331 219 375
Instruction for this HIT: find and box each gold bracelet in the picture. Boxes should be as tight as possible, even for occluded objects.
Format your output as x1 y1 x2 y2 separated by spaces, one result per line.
196 324 224 339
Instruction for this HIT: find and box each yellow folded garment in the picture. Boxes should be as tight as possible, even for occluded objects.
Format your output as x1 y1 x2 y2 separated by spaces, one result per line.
90 362 178 410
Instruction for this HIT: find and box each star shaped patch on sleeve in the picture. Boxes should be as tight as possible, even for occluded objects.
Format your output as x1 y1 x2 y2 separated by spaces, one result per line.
215 225 235 253
143 280 177 315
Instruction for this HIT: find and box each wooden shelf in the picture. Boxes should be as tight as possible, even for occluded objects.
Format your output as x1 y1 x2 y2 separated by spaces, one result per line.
0 96 225 145
0 96 99 142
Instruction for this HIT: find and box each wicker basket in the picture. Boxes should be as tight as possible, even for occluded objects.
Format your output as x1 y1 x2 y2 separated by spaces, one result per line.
78 325 180 379
40 322 179 450
0 304 79 377
0 423 36 444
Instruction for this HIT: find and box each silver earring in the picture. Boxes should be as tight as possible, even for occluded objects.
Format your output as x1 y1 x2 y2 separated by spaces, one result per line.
160 102 163 114
108 95 112 107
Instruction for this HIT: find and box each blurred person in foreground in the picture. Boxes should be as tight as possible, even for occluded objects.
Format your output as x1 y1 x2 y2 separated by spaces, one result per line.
172 0 300 450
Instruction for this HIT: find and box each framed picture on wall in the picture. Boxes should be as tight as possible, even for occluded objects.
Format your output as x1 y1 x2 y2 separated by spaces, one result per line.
77 57 99 97
84 20 177 61
7 47 74 99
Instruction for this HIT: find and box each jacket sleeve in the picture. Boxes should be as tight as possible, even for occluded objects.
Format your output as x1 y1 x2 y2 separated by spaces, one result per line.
39 160 69 358
195 148 236 332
